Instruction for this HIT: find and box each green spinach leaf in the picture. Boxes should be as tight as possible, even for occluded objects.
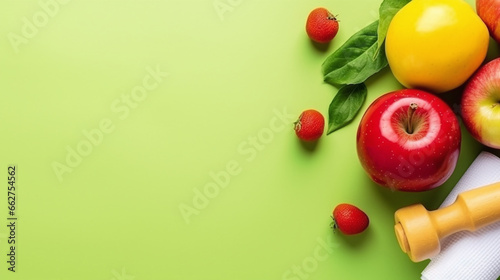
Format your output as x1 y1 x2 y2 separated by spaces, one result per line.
327 83 367 134
322 20 388 86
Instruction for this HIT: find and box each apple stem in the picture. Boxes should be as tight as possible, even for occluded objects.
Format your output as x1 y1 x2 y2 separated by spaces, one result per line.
407 103 418 134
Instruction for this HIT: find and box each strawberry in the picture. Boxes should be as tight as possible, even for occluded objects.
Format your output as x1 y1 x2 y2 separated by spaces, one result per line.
332 203 369 235
305 7 339 43
294 109 325 141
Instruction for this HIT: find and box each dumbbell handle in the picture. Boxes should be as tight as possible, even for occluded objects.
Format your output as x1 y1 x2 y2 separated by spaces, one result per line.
434 181 500 237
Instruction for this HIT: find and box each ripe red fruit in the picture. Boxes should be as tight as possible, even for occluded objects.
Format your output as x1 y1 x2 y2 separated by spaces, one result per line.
294 109 325 141
306 7 339 43
332 203 369 235
356 89 461 192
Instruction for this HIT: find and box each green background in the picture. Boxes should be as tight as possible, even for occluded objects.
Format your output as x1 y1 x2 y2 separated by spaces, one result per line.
1 0 499 279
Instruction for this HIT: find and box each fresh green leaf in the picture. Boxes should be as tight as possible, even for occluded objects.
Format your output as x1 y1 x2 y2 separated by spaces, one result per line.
327 83 367 134
322 20 388 86
377 0 411 53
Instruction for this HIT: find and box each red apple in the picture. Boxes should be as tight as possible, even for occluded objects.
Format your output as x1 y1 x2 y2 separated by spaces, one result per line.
461 58 500 149
477 0 500 43
356 89 461 192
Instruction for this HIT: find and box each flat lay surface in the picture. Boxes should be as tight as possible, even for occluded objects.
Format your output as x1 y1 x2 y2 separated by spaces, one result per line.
0 0 499 279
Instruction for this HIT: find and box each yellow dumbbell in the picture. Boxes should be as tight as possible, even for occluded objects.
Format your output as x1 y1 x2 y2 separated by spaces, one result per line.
394 181 500 262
